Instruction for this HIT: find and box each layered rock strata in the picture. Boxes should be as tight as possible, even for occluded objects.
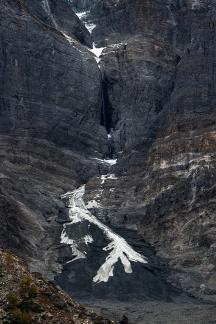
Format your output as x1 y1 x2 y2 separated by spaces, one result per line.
0 1 216 322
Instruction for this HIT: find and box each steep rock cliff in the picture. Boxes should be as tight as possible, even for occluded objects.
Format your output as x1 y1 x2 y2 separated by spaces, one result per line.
70 0 216 302
0 0 107 278
1 0 216 323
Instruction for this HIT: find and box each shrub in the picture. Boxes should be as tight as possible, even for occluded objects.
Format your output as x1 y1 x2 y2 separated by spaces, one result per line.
19 277 32 299
11 308 32 324
6 292 18 308
28 285 37 299
20 276 32 289
5 254 14 266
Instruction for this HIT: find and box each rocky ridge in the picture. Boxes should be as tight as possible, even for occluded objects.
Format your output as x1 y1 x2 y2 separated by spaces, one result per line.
0 249 113 323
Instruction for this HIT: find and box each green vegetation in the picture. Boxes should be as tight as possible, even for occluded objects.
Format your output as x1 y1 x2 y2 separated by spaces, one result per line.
3 276 42 323
3 309 32 324
27 285 37 299
19 277 32 290
4 254 14 266
19 277 38 300
6 293 18 308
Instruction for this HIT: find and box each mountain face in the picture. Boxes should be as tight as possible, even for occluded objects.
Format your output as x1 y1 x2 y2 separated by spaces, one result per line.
1 0 216 322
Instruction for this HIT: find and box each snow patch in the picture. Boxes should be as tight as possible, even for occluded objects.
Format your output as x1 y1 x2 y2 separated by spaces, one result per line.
61 31 73 44
105 159 117 165
85 23 96 34
75 10 96 33
60 230 86 263
101 174 117 185
84 235 94 245
91 158 117 166
61 186 147 283
90 43 105 63
86 199 101 209
75 11 88 20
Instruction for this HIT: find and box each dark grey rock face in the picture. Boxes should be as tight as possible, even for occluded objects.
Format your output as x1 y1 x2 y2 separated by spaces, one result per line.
1 0 216 322
24 0 92 46
70 0 97 11
0 0 106 278
1 1 106 156
67 0 216 305
100 39 178 152
91 0 177 46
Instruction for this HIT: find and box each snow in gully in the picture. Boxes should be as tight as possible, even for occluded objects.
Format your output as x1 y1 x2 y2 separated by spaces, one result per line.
60 185 148 284
75 10 105 64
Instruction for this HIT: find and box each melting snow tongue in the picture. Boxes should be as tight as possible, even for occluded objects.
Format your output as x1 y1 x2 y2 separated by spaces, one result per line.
60 185 148 284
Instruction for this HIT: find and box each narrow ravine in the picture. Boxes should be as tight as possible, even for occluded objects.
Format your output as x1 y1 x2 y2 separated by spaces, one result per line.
74 8 115 156
58 8 148 288
55 1 184 306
